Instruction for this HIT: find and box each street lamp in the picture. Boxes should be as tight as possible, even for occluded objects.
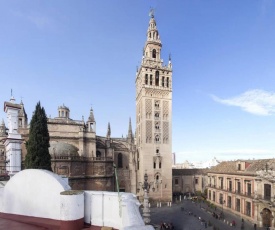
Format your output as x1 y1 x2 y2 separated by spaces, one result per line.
140 172 151 224
220 198 225 214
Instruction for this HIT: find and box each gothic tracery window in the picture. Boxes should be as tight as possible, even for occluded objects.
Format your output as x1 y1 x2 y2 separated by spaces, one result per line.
96 151 101 158
118 153 123 168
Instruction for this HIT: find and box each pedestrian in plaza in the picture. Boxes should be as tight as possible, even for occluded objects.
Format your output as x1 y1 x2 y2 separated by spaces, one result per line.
169 222 174 230
254 223 256 230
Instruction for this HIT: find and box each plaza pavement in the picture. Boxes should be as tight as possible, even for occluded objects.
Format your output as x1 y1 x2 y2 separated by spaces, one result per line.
150 199 265 230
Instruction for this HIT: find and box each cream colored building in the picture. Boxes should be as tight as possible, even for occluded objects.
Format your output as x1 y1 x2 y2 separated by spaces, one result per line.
207 159 275 228
135 12 173 201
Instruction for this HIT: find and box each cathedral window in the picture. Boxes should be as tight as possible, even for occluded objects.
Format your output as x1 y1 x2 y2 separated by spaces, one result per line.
159 162 162 169
19 118 22 127
155 112 159 118
153 161 156 169
155 71 159 86
62 111 64 117
145 74 148 85
118 153 123 168
96 151 101 159
150 75 153 85
162 76 165 87
152 49 156 58
166 77 169 87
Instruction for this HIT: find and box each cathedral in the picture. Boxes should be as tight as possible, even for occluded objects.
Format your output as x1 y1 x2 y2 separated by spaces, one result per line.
0 12 173 201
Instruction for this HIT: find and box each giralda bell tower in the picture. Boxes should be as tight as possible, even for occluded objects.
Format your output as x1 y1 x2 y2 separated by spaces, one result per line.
135 11 172 201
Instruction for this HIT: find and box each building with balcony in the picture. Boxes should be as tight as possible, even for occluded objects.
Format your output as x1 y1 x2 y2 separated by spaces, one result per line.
207 159 275 228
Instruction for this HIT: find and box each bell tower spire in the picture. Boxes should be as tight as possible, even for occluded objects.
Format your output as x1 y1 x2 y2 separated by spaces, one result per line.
135 12 173 202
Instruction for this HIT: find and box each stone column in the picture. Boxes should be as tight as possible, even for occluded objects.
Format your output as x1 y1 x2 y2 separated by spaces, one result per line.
143 188 151 224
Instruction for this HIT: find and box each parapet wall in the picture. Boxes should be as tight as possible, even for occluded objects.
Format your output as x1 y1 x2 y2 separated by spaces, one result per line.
0 169 154 230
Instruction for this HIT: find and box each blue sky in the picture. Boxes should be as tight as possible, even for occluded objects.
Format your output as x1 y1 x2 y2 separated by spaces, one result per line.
1 1 275 163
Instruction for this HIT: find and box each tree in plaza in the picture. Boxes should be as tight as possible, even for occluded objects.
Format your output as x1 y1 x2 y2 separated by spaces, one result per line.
24 102 52 171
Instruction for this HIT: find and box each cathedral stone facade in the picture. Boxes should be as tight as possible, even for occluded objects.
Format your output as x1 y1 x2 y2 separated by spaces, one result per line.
0 13 173 201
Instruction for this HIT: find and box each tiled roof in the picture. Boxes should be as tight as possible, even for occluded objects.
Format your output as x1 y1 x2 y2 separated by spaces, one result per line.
172 168 209 176
208 159 275 175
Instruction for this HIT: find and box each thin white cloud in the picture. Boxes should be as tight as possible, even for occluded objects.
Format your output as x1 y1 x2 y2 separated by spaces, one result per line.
211 89 275 116
27 14 53 30
11 10 54 30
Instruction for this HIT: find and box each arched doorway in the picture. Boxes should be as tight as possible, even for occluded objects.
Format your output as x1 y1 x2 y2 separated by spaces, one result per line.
261 208 272 228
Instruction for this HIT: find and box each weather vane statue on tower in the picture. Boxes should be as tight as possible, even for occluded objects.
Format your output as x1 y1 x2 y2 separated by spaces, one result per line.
149 8 155 18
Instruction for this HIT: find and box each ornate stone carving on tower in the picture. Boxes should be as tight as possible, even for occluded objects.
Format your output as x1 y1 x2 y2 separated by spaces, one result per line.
135 11 173 201
4 96 23 177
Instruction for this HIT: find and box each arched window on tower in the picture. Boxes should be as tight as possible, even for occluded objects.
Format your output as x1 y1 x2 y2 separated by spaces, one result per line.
155 122 159 130
152 49 156 58
155 71 159 86
155 101 160 109
145 74 148 85
166 77 169 87
150 75 153 85
156 175 159 183
155 135 160 143
118 153 123 168
162 76 165 87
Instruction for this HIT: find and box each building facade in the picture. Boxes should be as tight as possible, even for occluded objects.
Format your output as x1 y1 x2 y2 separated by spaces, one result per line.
207 159 275 228
172 169 208 196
